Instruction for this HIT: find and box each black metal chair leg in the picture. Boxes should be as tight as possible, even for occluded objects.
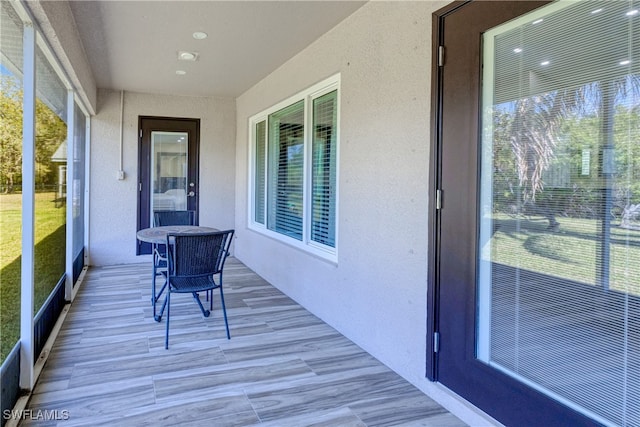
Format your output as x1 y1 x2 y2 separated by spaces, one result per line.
164 291 170 349
153 275 167 318
152 259 158 305
219 286 230 339
155 292 168 322
192 292 211 317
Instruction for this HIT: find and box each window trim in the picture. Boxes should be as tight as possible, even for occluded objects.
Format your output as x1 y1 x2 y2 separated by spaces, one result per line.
248 74 340 262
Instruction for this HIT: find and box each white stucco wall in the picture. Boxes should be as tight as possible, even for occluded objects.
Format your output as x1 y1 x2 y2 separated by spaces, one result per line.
89 89 236 266
235 1 494 425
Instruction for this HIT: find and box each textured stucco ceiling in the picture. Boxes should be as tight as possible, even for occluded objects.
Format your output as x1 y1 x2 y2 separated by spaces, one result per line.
68 1 366 98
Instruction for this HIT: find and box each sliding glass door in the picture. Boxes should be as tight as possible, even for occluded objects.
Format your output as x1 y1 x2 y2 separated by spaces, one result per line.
478 2 640 424
434 1 639 425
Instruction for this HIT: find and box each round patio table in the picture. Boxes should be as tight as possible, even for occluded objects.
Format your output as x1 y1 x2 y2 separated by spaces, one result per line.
136 225 219 245
137 225 221 318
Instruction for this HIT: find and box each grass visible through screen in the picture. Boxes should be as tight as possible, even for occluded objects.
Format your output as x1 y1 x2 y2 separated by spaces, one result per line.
486 213 640 296
0 192 66 363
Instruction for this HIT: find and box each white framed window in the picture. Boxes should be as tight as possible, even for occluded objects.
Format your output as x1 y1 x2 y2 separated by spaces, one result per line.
249 74 339 261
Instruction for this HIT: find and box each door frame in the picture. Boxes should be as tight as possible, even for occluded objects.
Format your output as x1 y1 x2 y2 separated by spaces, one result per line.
426 1 468 381
136 116 200 255
427 2 597 426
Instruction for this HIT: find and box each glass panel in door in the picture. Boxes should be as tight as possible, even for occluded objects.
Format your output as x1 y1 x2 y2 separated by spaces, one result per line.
478 1 639 425
150 131 188 225
34 42 67 314
0 0 23 363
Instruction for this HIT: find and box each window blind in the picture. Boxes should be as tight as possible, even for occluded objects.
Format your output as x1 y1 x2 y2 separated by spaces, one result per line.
35 43 67 122
311 90 337 248
479 1 640 425
1 1 23 78
254 120 266 224
267 100 304 240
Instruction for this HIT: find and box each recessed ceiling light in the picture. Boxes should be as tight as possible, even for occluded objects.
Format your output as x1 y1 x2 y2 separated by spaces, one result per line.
514 48 523 53
176 70 186 75
591 8 603 14
193 31 208 40
540 60 550 66
620 60 631 65
178 51 199 61
532 19 544 25
627 9 639 16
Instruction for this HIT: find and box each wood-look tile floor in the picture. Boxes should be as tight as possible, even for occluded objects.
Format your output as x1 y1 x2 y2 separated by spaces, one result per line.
22 259 466 427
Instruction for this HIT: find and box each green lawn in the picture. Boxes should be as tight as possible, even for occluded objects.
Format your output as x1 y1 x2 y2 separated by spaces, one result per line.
485 213 640 295
1 192 66 363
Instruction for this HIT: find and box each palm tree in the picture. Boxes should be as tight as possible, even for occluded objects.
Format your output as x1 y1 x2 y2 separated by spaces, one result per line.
504 76 640 231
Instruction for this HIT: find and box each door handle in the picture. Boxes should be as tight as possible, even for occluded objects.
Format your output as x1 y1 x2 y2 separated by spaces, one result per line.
188 191 195 197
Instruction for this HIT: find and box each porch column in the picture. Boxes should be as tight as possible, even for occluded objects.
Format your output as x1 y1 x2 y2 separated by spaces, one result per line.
20 21 36 390
65 91 75 301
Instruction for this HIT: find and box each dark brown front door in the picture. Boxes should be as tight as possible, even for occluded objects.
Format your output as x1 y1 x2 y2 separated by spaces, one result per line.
137 116 200 255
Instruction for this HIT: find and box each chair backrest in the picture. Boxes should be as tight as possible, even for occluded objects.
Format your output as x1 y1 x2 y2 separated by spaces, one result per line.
167 230 234 278
154 210 195 226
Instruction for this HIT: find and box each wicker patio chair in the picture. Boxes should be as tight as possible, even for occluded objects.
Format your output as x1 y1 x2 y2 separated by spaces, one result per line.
153 210 195 227
151 210 195 317
154 230 234 349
